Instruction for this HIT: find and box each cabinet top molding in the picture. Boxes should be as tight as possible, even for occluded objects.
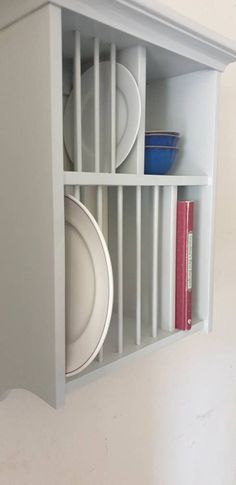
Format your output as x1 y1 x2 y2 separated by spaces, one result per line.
1 0 236 70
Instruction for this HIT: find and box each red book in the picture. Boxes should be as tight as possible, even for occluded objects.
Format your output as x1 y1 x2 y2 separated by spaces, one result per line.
175 201 194 330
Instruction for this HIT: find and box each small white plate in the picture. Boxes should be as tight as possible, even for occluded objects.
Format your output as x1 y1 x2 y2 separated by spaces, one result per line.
64 61 141 171
65 195 113 376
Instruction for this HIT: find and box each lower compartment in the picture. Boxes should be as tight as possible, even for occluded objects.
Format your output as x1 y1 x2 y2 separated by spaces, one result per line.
65 182 211 384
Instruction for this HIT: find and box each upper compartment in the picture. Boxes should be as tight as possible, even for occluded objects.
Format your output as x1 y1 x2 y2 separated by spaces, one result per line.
60 2 236 178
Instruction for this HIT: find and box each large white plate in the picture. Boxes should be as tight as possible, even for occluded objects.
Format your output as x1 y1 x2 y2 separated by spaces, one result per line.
63 61 141 171
65 195 113 376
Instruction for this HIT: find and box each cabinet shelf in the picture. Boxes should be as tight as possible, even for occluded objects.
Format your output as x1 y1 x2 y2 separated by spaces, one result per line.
64 172 211 187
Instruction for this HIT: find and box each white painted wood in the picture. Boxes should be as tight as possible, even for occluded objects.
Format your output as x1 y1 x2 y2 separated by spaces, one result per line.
64 172 210 187
0 0 232 404
2 0 236 75
66 319 205 391
60 1 236 74
176 76 219 334
94 37 100 173
152 186 159 338
63 27 206 82
49 7 66 408
160 186 177 331
74 186 80 200
96 185 104 362
73 31 82 200
101 187 109 244
117 186 124 353
146 70 219 177
0 5 65 407
205 73 220 332
73 30 82 172
118 46 146 174
136 186 142 345
110 44 116 173
96 186 104 233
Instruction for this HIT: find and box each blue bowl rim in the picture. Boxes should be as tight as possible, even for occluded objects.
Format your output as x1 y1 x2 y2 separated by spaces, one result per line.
145 145 179 150
145 131 180 137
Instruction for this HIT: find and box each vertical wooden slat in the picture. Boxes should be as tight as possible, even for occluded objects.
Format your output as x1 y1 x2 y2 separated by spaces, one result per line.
136 186 141 345
73 30 82 200
97 185 104 361
169 186 177 331
117 46 146 175
110 43 116 173
152 186 159 338
94 37 101 359
117 186 123 353
94 37 100 173
161 186 178 331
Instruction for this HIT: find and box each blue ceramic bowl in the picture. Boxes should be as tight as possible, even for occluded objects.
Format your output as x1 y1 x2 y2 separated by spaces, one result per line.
145 132 180 147
144 146 179 175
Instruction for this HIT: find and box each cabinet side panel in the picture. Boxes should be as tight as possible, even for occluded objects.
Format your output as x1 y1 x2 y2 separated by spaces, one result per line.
0 5 65 407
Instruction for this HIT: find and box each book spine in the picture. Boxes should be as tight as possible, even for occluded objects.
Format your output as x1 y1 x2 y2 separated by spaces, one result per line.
175 201 193 330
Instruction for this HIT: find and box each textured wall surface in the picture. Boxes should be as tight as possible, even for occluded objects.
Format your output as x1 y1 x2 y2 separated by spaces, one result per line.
1 1 236 484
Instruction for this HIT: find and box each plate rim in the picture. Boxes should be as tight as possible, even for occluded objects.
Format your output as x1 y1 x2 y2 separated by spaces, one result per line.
65 194 113 376
63 60 141 169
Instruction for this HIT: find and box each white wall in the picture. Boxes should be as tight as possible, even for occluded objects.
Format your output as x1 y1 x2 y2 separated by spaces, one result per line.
1 1 236 484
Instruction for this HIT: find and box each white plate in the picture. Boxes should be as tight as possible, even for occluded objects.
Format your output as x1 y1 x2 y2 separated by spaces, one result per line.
64 61 141 171
65 195 113 376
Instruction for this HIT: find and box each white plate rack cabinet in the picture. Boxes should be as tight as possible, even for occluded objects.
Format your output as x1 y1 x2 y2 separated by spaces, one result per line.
1 0 236 408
